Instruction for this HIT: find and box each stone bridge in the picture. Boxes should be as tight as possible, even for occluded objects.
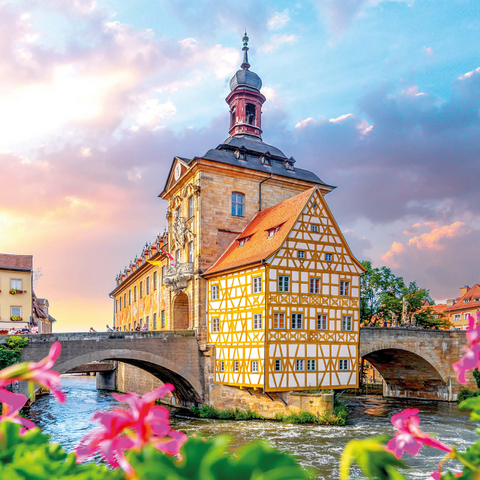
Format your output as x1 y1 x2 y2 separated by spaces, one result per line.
360 328 476 401
4 328 475 405
18 330 205 406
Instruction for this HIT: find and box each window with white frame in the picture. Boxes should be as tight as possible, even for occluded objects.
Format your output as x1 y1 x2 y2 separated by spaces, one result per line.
120 297 122 310
296 359 304 372
153 271 157 290
161 266 165 285
253 277 262 293
454 314 461 321
273 312 285 329
317 314 328 330
234 361 239 372
464 299 470 303
11 279 21 290
161 310 165 328
115 300 118 312
134 286 137 302
278 275 290 292
312 224 319 233
325 253 332 261
140 281 143 298
212 318 219 332
140 318 143 327
128 290 131 305
475 298 480 303
188 242 194 263
251 361 259 373
465 313 470 320
339 359 349 371
238 236 251 247
342 316 352 331
267 225 281 238
211 285 219 300
275 359 281 372
11 306 21 318
146 316 149 329
231 192 245 216
253 313 262 330
124 293 126 307
340 281 350 296
298 251 305 259
220 361 224 372
153 313 156 329
310 278 320 294
291 313 303 330
307 359 316 371
188 195 194 218
146 276 150 294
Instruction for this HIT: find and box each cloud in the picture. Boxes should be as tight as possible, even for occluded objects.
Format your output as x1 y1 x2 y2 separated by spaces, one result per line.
378 222 480 298
267 10 290 30
260 34 297 53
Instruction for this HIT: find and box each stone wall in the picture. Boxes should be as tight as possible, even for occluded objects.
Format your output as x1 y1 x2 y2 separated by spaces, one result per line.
116 362 163 396
208 383 334 419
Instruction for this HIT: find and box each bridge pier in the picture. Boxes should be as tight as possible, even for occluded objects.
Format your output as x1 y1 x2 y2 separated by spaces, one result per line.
96 371 117 391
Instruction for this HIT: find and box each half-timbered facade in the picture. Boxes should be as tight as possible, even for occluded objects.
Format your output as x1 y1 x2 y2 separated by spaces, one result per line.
205 187 363 391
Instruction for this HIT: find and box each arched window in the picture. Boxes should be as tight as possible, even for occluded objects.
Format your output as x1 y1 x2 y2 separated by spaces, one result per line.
231 192 245 216
245 103 256 125
230 106 236 128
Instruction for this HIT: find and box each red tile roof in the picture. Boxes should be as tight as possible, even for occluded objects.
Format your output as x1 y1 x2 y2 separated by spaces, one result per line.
419 303 447 315
446 284 480 312
0 253 33 272
205 187 315 276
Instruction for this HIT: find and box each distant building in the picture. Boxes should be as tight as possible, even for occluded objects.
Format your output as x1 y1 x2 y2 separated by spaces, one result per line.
0 253 33 333
446 285 480 330
32 297 56 333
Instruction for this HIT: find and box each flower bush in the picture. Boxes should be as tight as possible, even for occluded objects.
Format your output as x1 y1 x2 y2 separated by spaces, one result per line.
342 311 480 479
0 341 311 480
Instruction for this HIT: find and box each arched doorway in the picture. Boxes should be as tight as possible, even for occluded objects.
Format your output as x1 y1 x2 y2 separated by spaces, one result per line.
173 292 189 330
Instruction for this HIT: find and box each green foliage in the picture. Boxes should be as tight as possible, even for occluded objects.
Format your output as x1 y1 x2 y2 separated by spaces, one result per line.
458 388 480 402
0 336 28 370
190 405 264 421
272 401 349 426
0 420 125 480
128 435 313 480
473 368 480 389
359 261 445 329
340 436 408 480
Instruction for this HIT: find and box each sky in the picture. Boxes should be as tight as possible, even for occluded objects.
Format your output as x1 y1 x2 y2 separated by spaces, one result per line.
0 0 479 332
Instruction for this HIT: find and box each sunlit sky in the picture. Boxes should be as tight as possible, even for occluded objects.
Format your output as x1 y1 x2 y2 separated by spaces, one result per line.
1 0 479 332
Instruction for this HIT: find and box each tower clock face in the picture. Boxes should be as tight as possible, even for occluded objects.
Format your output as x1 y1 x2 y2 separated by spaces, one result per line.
174 163 181 180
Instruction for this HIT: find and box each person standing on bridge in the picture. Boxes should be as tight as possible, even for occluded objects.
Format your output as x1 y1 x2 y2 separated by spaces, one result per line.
106 325 113 332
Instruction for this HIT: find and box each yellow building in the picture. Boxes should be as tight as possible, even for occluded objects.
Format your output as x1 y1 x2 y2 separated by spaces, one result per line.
204 187 363 391
446 284 480 330
0 254 33 333
112 34 363 394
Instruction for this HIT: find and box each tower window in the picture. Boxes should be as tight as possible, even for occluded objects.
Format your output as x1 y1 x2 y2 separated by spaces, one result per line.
246 103 256 125
231 192 245 216
230 106 236 128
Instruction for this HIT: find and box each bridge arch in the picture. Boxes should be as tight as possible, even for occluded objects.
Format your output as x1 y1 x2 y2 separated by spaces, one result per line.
361 342 450 401
55 349 203 406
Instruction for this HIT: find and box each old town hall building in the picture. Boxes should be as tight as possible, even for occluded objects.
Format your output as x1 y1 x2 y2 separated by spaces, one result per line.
111 34 364 396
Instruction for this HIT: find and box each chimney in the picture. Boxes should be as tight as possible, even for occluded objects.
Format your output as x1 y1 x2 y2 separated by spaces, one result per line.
460 285 470 297
446 298 455 307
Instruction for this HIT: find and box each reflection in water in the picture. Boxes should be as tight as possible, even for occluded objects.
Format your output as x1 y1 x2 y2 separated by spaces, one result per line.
27 376 476 479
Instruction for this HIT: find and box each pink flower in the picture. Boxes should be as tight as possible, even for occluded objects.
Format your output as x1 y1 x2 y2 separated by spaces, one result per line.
75 384 187 477
453 312 480 384
431 471 461 479
386 408 452 459
0 342 65 403
0 388 35 433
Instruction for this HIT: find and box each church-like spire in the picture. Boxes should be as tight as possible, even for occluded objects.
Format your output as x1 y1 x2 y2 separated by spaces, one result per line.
226 32 266 139
241 30 250 70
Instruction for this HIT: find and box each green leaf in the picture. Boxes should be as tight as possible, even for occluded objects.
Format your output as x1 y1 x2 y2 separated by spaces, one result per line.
340 437 407 480
459 397 480 421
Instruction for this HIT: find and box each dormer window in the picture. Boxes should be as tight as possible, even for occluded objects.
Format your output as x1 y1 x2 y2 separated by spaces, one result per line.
474 298 480 302
267 225 282 238
464 299 470 303
238 235 251 247
261 152 271 166
246 103 256 125
284 156 296 172
235 147 247 160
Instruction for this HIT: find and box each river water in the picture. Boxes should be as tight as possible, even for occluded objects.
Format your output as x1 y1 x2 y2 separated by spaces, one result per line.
27 376 477 479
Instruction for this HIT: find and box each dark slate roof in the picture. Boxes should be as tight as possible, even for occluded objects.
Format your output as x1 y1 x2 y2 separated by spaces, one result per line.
229 69 262 91
201 135 333 188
